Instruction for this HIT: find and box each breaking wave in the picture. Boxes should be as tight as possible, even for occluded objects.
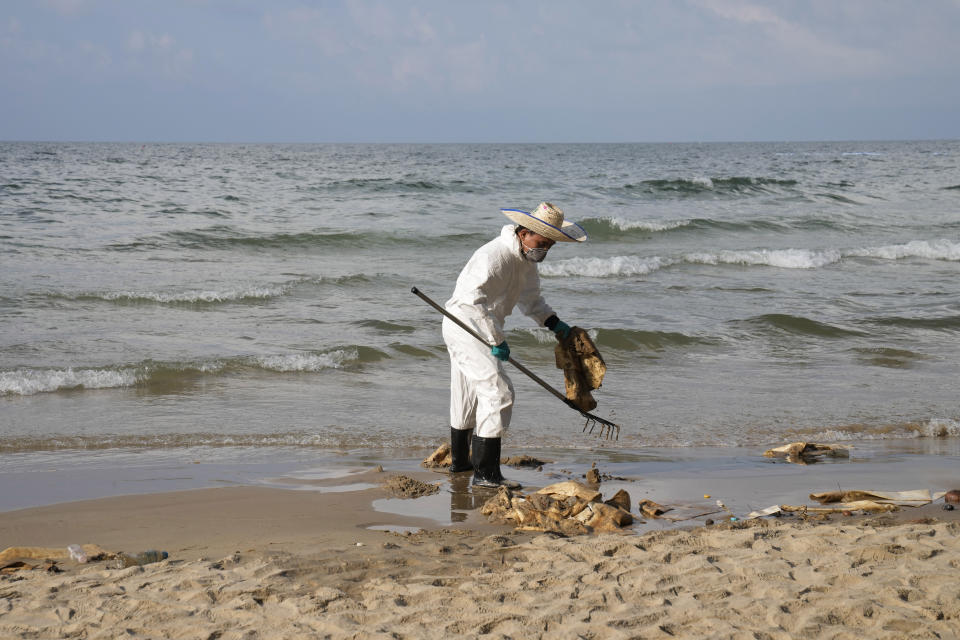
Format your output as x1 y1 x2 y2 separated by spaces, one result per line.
30 275 382 307
0 347 386 396
786 418 960 442
0 368 140 396
539 239 960 277
539 255 671 277
579 215 852 240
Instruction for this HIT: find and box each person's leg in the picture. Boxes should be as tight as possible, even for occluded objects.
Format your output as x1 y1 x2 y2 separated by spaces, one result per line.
444 319 476 473
447 354 475 473
443 323 520 489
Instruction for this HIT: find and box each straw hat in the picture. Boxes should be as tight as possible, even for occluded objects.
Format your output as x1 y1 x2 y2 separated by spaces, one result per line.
501 202 587 243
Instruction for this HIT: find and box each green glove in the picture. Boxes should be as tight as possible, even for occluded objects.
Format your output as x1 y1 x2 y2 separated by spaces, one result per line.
545 315 572 340
490 341 510 361
551 319 571 340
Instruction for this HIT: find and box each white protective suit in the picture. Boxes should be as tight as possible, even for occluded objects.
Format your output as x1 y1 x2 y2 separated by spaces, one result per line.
443 224 555 438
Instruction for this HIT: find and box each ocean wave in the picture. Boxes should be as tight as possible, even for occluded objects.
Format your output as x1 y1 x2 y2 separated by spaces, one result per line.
736 314 866 338
578 215 852 241
848 239 960 261
31 275 385 308
623 176 798 196
96 286 287 304
108 227 483 252
255 350 357 372
580 216 694 234
539 255 671 277
867 315 960 331
312 177 483 194
507 326 713 351
787 418 960 442
685 248 843 269
0 367 140 396
0 431 351 453
541 239 960 278
0 348 381 396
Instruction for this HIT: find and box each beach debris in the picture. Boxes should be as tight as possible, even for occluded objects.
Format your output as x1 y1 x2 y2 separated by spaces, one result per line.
810 489 933 507
501 455 553 468
574 502 633 532
781 500 897 515
0 544 108 565
604 489 631 512
421 443 453 469
67 544 88 563
763 442 850 464
555 327 606 412
1 561 33 574
112 550 168 569
638 499 670 518
382 475 441 498
747 505 782 519
944 489 960 504
585 462 601 484
944 504 954 511
479 480 632 535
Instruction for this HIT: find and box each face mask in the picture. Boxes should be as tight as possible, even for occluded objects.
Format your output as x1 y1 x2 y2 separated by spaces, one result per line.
521 237 550 263
524 246 549 262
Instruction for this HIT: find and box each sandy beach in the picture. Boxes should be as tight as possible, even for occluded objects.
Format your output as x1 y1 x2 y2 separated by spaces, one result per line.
2 465 959 639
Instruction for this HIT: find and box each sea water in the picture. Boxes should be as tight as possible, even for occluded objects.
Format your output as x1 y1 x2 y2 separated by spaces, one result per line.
2 141 959 509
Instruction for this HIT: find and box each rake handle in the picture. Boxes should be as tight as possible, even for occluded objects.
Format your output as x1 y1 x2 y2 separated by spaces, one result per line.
410 286 575 408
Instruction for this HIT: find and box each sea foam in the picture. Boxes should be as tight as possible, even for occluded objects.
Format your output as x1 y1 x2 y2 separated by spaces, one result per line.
686 248 843 269
0 367 140 396
255 349 357 372
539 255 671 278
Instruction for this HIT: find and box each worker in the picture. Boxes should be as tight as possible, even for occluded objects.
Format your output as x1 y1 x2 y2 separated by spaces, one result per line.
443 202 587 488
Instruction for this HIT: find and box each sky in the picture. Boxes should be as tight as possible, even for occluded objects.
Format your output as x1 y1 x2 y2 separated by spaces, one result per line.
2 0 959 143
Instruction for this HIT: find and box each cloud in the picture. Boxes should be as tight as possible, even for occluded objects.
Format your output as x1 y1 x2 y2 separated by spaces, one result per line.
124 30 193 79
262 3 495 97
694 0 886 82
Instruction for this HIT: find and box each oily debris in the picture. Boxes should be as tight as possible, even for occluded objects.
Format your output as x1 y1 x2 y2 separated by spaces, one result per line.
382 475 441 499
555 327 606 412
480 481 632 535
763 442 850 464
421 443 452 469
500 455 552 468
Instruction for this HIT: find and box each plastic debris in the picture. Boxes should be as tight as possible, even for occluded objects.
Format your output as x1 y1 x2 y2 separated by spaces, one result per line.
747 505 782 519
67 544 88 563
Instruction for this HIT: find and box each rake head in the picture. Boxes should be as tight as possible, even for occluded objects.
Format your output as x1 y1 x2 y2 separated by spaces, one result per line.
581 413 621 441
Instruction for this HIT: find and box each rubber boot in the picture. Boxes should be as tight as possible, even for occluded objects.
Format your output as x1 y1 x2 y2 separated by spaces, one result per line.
471 436 521 489
449 427 473 473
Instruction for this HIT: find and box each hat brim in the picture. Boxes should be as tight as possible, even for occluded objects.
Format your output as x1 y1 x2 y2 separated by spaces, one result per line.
500 209 587 242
